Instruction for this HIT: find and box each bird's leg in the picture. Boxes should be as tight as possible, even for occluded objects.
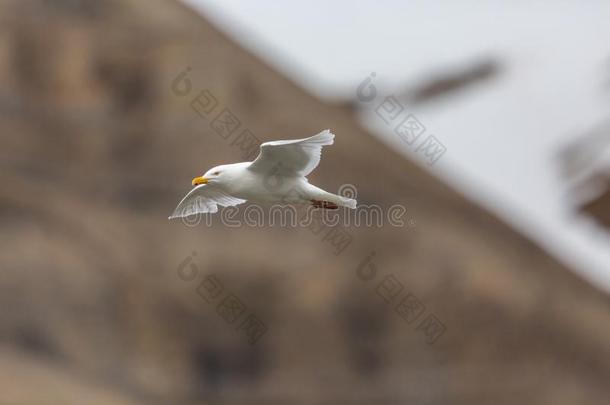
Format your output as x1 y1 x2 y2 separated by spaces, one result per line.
310 200 339 210
322 201 339 209
310 199 322 208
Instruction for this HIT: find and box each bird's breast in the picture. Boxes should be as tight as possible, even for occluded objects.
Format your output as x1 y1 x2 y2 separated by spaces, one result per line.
225 173 307 203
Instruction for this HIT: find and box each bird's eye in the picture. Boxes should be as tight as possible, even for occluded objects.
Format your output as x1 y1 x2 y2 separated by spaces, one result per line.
213 171 221 175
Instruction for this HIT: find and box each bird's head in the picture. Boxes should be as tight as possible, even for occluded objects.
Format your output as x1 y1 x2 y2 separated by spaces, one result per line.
192 165 229 186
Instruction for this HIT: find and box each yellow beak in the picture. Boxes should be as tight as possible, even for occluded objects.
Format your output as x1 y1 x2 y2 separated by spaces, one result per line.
192 176 208 186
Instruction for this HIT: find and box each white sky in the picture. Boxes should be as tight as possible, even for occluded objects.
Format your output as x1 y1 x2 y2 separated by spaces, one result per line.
182 0 610 290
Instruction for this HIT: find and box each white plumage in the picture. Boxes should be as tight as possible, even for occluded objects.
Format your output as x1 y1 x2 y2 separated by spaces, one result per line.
169 129 357 219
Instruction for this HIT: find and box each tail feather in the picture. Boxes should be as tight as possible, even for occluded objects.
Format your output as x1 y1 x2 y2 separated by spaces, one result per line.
339 196 357 209
323 193 357 209
306 184 357 209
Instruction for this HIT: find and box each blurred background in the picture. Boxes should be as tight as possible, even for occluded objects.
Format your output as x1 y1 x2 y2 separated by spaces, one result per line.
1 0 609 404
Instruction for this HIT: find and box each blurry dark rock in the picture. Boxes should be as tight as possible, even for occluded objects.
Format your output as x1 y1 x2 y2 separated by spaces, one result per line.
560 120 610 231
337 286 389 376
14 325 61 359
576 175 610 229
409 58 501 104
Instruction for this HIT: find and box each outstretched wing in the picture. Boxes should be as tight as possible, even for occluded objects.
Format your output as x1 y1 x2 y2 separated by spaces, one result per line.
168 184 246 219
248 129 334 177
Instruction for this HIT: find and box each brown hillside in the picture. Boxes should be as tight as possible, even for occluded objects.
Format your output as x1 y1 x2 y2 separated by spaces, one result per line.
1 0 609 404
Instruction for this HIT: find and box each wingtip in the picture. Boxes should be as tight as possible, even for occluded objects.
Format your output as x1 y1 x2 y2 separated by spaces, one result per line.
315 129 335 144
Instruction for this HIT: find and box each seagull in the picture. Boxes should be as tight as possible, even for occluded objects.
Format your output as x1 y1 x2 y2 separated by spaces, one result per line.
169 130 357 219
